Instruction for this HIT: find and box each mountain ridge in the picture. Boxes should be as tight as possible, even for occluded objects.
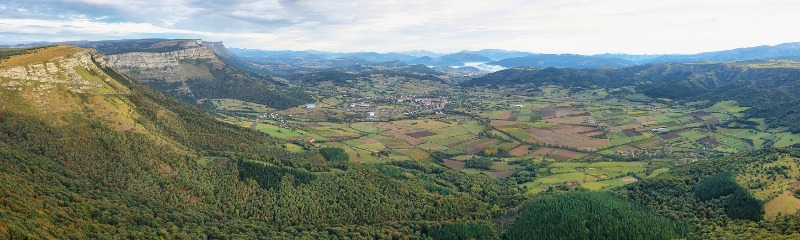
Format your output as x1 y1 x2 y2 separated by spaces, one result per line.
226 42 800 69
488 54 634 69
69 39 313 110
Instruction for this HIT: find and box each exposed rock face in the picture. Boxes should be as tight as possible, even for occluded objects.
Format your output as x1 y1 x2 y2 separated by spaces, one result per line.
106 47 217 69
104 42 222 86
3 50 91 84
204 41 234 58
69 39 312 109
0 46 122 94
0 45 134 125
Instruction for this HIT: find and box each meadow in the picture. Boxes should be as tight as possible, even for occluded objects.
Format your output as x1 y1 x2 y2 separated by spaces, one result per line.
215 83 797 194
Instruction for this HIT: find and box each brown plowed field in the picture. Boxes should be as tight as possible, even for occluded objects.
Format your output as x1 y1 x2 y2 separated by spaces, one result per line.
442 159 465 170
499 111 513 120
406 130 436 138
551 125 598 135
532 147 555 155
465 140 497 154
526 128 610 151
492 170 516 178
509 145 531 156
550 149 581 160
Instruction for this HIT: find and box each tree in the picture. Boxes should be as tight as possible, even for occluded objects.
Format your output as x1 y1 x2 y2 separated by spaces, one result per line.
319 147 349 162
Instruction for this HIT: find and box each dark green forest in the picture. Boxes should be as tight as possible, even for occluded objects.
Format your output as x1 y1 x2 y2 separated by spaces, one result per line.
693 172 763 221
319 147 350 162
506 192 687 240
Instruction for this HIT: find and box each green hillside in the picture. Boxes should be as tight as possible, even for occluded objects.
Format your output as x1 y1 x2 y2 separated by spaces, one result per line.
3 45 800 239
0 46 521 238
621 148 800 239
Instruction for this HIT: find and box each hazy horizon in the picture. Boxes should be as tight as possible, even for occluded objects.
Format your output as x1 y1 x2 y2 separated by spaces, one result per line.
2 0 799 54
6 38 800 57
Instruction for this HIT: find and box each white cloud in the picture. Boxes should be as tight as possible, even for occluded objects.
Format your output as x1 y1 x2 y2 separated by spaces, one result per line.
0 18 176 35
1 0 800 54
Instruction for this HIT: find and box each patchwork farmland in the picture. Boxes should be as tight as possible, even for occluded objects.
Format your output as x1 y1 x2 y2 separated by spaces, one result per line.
219 83 795 194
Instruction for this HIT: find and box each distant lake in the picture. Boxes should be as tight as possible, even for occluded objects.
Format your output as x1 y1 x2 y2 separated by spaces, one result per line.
462 62 506 72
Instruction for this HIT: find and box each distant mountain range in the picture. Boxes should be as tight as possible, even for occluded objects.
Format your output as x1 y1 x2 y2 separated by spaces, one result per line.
407 52 493 66
6 40 800 70
642 42 800 63
228 42 800 70
487 54 635 69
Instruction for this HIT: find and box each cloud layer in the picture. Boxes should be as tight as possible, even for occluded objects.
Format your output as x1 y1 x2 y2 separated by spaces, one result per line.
2 0 800 54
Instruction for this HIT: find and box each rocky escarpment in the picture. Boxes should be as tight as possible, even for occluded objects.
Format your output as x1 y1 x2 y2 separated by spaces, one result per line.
104 40 222 92
204 41 237 60
80 39 313 109
106 47 218 70
0 45 129 95
0 45 140 131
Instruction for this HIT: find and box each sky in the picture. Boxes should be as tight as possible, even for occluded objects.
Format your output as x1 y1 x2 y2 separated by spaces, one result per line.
1 0 799 54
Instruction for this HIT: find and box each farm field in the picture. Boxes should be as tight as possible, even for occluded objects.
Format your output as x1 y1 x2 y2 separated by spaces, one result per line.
456 87 791 164
215 83 800 194
211 98 274 116
519 161 653 193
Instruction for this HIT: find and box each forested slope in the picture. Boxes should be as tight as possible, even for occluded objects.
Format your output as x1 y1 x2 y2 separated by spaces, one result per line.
0 46 522 238
621 148 800 239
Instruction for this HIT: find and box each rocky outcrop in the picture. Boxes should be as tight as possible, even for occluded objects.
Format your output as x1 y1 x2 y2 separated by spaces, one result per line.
106 47 217 69
0 45 135 123
67 39 312 109
0 46 121 94
205 41 236 59
104 41 222 85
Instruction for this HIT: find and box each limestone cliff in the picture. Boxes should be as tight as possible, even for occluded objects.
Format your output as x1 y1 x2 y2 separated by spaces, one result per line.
75 39 312 109
0 45 142 131
204 41 238 60
103 40 224 95
0 45 129 96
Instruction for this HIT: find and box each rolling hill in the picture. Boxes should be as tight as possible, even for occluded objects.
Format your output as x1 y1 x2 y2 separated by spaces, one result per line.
464 62 800 132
